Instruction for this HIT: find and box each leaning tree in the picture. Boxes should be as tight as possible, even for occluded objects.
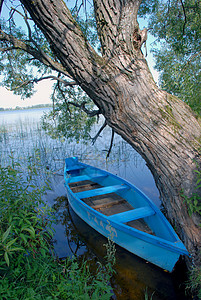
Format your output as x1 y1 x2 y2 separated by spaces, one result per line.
0 0 200 267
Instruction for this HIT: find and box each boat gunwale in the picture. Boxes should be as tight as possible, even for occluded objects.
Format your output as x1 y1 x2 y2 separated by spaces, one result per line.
64 161 188 256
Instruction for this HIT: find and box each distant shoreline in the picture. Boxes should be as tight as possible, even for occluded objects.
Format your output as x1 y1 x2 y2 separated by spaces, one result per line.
0 104 52 112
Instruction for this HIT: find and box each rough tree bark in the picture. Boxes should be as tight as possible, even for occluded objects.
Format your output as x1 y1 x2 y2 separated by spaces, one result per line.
19 0 200 267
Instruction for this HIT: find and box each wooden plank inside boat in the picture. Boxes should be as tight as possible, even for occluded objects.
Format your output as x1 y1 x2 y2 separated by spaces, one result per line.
99 201 134 216
69 180 91 188
85 193 126 208
127 219 155 235
92 198 126 210
69 179 153 235
69 180 102 193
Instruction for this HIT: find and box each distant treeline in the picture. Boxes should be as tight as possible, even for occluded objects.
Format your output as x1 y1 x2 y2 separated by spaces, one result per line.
0 104 52 111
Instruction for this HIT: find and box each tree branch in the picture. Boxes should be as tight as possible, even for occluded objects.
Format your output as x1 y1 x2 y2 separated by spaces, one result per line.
33 76 77 86
72 0 84 16
0 0 4 17
0 46 17 52
0 29 73 79
68 100 100 117
179 0 187 35
56 77 72 116
106 129 115 159
9 6 33 41
94 0 142 57
9 75 77 91
91 120 107 144
19 0 103 81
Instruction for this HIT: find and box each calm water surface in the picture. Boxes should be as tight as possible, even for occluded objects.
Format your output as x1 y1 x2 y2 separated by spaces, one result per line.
0 108 190 300
0 107 50 124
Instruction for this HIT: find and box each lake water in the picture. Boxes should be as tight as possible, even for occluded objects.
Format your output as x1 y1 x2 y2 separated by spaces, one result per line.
0 107 48 127
0 108 189 300
0 107 160 205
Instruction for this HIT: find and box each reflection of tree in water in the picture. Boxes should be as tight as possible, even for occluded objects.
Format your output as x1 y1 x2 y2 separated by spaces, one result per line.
52 196 105 269
52 196 85 256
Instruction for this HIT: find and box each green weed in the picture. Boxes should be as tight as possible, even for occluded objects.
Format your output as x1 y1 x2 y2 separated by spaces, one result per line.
144 287 155 300
181 192 201 217
0 160 115 299
186 263 201 300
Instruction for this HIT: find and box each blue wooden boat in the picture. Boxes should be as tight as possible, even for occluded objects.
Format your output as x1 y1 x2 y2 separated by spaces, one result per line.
64 157 188 272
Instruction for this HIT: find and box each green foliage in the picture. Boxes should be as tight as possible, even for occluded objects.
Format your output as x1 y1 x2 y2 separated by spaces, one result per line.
0 18 53 99
186 263 201 299
194 168 201 189
0 159 53 268
145 0 201 115
144 287 155 300
41 86 97 142
70 2 99 49
0 160 115 299
182 192 201 217
138 0 159 17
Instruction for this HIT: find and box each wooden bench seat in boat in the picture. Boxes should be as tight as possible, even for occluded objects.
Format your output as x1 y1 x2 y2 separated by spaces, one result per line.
68 174 107 184
66 165 86 172
74 184 129 199
108 206 155 223
70 181 101 193
91 198 127 210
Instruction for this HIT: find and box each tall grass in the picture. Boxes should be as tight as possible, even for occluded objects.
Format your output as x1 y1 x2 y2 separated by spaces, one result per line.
0 119 143 187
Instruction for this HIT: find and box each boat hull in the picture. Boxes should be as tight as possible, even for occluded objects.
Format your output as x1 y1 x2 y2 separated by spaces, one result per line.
64 157 188 272
67 189 180 271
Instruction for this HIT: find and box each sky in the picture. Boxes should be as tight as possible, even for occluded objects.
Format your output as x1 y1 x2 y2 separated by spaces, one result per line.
0 80 53 109
0 1 159 109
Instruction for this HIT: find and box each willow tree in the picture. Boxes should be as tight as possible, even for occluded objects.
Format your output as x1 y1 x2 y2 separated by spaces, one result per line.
0 0 200 267
147 0 201 115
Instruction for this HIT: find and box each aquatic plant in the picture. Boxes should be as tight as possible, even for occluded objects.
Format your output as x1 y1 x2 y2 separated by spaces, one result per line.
144 288 155 300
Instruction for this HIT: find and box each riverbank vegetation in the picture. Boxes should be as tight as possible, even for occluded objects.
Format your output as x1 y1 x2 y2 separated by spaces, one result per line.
0 159 116 299
0 103 52 112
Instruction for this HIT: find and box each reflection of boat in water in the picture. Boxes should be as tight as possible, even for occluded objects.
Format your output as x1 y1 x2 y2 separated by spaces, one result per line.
69 205 188 300
64 157 188 272
49 190 188 299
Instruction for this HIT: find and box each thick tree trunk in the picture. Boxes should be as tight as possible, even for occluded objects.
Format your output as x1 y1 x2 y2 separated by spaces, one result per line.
20 0 201 266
